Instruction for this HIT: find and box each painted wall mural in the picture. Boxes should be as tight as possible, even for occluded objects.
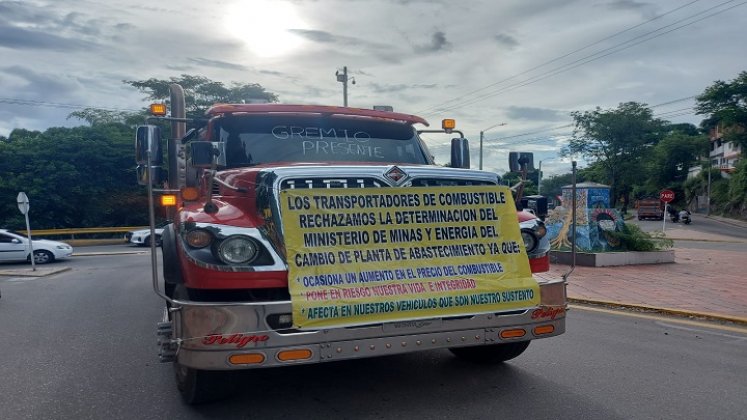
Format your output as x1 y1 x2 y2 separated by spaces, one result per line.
546 183 625 252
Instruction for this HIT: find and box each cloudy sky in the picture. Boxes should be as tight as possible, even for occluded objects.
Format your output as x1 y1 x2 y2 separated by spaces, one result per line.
1 0 745 175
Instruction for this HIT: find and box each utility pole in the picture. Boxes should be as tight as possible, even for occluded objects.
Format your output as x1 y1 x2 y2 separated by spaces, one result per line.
335 66 355 107
537 160 542 195
706 163 711 216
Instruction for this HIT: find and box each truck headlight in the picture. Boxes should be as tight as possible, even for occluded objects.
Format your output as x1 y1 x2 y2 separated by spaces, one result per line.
521 229 538 253
215 235 259 264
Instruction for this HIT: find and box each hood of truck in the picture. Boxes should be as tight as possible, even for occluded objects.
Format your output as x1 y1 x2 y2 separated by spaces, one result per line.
182 163 503 230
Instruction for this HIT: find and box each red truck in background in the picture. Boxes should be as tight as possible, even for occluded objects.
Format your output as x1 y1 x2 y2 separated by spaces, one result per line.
136 84 566 404
636 197 664 220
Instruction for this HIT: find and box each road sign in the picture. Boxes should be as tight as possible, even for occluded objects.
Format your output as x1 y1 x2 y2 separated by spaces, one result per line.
17 192 30 215
659 189 675 203
16 192 36 271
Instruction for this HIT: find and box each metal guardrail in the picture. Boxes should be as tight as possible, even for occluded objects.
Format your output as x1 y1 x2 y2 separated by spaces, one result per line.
30 227 146 238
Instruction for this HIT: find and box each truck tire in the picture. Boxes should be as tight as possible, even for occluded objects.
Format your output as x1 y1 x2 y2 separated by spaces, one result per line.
172 285 239 404
174 363 239 405
449 340 530 364
161 224 182 299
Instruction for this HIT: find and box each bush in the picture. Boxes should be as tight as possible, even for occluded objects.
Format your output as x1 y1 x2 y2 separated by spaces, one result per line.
608 223 673 251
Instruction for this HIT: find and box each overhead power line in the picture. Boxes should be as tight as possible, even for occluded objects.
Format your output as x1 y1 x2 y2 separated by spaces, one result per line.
650 96 697 108
479 95 698 144
0 97 140 112
419 1 744 117
654 107 695 117
415 0 704 115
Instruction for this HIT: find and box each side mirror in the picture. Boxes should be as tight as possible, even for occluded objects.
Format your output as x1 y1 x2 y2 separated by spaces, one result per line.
136 165 166 186
508 152 534 172
190 142 224 168
11 238 21 244
135 125 163 166
450 138 470 169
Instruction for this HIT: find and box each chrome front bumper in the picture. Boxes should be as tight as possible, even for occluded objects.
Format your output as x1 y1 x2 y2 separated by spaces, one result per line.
164 277 567 370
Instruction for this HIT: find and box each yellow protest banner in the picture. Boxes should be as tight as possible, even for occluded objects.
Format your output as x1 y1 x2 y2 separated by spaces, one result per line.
280 185 540 329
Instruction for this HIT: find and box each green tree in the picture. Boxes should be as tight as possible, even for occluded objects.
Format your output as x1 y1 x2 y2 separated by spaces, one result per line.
68 108 146 127
3 75 281 230
695 71 747 149
123 74 279 121
641 127 708 205
726 159 747 215
0 124 146 229
564 102 666 207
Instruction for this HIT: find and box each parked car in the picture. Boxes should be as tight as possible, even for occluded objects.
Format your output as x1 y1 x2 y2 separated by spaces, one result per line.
0 229 74 264
126 221 169 247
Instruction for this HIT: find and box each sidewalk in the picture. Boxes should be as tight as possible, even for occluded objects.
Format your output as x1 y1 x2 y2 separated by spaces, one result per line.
550 216 747 325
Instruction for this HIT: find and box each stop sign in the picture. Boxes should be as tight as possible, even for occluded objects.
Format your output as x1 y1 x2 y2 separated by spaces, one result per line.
660 189 675 203
17 192 30 215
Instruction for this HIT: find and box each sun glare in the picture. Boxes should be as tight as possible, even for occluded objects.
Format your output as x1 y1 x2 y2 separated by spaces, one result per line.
224 0 307 58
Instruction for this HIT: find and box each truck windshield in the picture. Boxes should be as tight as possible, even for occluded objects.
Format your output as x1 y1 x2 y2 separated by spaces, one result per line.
215 114 429 168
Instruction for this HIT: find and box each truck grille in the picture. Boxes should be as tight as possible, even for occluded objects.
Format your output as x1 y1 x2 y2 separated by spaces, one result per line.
279 177 494 190
280 177 388 189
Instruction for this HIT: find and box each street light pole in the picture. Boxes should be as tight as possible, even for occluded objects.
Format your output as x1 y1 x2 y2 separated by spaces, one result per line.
479 130 484 170
478 122 506 170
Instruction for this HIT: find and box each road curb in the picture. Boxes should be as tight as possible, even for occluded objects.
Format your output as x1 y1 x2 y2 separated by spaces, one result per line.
0 252 147 277
73 251 149 257
0 266 72 277
661 237 746 243
568 297 747 326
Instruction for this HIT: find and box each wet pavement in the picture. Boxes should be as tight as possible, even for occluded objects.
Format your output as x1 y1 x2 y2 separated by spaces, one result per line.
550 215 747 324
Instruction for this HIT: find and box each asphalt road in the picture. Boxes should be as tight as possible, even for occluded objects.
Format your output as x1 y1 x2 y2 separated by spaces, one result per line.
1 252 746 419
631 212 747 239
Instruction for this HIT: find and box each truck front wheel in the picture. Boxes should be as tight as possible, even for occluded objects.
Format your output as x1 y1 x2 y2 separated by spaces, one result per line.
449 341 530 364
172 285 239 404
174 363 238 405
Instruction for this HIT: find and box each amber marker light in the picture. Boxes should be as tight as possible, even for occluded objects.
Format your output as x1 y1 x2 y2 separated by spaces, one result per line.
499 329 527 339
533 325 555 336
181 187 199 201
160 194 177 206
185 229 212 248
150 103 167 116
229 353 265 365
442 119 456 131
277 349 313 362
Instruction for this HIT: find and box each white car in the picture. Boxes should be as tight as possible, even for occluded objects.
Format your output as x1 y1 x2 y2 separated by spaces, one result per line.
0 229 74 264
125 223 167 247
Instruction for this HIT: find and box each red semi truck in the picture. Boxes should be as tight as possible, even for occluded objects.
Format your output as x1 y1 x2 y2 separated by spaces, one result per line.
136 84 566 403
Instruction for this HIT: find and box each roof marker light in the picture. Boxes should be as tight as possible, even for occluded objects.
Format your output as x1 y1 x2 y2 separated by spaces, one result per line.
150 103 167 116
180 187 199 201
